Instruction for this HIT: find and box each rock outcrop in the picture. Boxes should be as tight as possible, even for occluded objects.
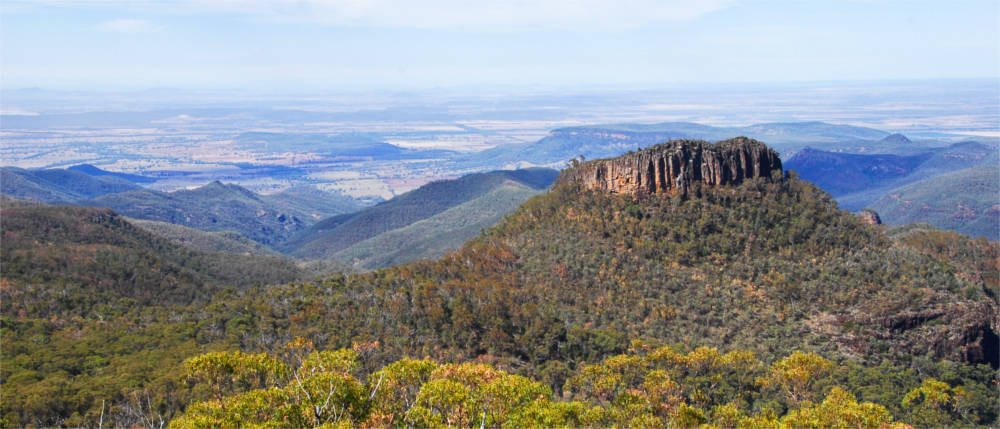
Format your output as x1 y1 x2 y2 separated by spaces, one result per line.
556 137 783 197
857 209 882 225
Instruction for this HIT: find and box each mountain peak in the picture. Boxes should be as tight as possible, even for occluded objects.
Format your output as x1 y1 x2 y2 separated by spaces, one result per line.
555 137 782 197
878 133 912 145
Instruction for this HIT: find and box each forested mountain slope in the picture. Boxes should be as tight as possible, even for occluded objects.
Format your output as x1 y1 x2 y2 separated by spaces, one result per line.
869 166 999 239
0 204 305 318
3 138 997 427
88 182 360 246
282 168 558 260
332 179 547 270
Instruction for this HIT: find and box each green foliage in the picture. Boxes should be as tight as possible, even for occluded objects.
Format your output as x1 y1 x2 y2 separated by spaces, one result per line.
130 218 284 256
174 346 366 428
759 351 834 405
0 205 304 318
368 358 439 426
901 378 971 427
184 351 289 402
170 349 921 428
780 387 901 429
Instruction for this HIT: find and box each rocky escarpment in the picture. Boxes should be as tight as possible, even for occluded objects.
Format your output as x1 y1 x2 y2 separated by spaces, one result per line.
857 209 882 225
556 137 783 197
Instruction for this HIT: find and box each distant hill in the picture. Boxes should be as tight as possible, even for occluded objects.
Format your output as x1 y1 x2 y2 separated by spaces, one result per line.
787 141 998 211
740 121 888 142
869 166 999 239
235 132 456 160
900 141 999 181
1 166 142 203
260 185 365 222
878 133 912 145
88 182 360 246
784 149 932 196
129 218 283 256
462 121 896 168
282 168 558 262
67 164 156 183
332 179 546 269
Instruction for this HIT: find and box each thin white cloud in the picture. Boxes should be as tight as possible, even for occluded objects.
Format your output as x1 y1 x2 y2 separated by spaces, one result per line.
202 0 735 30
18 0 734 31
98 18 164 34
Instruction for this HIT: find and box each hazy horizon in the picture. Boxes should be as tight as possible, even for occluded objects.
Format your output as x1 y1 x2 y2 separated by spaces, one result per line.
2 0 998 91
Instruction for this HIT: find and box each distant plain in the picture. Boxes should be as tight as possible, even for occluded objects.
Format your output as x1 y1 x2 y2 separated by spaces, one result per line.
2 80 996 201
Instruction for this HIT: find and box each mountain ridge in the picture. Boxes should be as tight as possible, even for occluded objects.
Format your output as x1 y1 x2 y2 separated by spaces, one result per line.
282 167 558 259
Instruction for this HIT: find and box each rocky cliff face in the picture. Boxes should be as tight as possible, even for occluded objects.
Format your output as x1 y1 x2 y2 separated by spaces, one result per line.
857 209 882 225
556 137 783 197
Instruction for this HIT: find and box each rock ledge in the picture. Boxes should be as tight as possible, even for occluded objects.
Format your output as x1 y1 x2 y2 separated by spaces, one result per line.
555 137 783 197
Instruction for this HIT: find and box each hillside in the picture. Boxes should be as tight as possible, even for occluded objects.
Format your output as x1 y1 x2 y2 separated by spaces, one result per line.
787 142 998 213
260 185 365 221
0 166 142 203
88 181 359 246
204 140 997 394
4 139 998 427
143 138 996 426
869 166 999 239
129 218 283 256
332 179 545 269
784 149 932 196
0 204 304 318
282 168 558 259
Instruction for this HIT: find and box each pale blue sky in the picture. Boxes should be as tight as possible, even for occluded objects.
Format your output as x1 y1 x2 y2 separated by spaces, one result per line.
1 0 997 90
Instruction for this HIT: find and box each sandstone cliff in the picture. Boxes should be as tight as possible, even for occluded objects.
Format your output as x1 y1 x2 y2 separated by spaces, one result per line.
555 137 783 197
857 209 882 225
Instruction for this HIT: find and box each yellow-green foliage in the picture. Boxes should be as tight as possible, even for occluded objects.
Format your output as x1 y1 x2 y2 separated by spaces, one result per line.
758 351 834 405
780 387 903 429
172 344 914 429
902 378 968 427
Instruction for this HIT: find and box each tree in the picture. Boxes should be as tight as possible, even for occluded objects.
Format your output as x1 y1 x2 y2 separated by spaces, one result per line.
758 351 833 405
902 378 965 427
780 387 904 429
367 358 439 427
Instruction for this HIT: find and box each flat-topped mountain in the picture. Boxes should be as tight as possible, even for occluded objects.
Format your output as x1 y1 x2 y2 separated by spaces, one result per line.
556 137 782 197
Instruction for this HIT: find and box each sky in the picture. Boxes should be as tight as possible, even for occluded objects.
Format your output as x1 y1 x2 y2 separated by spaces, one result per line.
1 0 998 90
